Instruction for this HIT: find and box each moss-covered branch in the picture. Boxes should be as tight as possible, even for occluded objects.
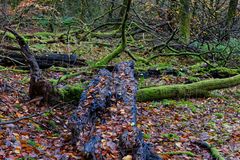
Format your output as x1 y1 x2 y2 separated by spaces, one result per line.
160 151 195 157
95 0 131 66
194 141 225 160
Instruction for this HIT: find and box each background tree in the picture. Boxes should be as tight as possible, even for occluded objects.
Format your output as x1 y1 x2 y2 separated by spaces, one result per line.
179 0 191 44
224 0 239 40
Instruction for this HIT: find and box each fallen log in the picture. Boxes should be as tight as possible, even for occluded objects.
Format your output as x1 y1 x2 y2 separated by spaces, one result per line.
137 74 240 102
0 50 86 69
60 74 240 102
68 61 161 159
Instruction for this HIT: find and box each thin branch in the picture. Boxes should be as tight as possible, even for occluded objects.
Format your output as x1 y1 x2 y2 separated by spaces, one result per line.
0 54 26 66
0 103 63 125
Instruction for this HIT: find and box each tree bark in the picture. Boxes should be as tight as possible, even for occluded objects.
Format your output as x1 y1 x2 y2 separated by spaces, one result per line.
179 0 191 44
223 0 239 40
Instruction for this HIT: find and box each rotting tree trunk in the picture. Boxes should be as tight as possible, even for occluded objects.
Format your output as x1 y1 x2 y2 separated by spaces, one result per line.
60 74 240 102
5 27 54 103
68 61 161 160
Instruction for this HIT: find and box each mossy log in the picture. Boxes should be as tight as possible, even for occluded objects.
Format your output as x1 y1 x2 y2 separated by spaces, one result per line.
60 74 240 102
137 74 240 102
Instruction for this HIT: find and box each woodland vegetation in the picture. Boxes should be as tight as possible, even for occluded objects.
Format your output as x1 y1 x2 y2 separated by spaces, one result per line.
0 0 239 159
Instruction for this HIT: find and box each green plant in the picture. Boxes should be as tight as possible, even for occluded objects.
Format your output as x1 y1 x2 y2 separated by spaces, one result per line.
162 133 180 141
27 139 37 147
214 113 224 119
15 103 21 109
35 125 43 132
150 101 161 108
48 120 57 129
208 121 216 128
143 133 151 139
161 99 176 107
177 100 197 113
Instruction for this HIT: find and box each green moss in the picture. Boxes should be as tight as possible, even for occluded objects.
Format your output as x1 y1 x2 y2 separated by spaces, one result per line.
21 77 30 84
58 83 85 101
0 66 29 73
177 100 197 112
209 67 240 78
137 74 240 102
48 120 57 129
214 113 224 119
35 125 43 132
143 133 151 139
161 151 195 157
162 133 180 141
179 0 191 44
92 29 120 38
188 76 200 82
162 99 177 107
210 147 225 160
208 121 217 128
95 43 125 67
27 139 37 147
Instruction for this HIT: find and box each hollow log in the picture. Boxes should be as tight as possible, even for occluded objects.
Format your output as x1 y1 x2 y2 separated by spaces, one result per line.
68 61 161 159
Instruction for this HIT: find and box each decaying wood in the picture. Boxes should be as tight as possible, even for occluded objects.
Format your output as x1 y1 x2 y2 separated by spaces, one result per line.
68 61 161 160
5 27 54 102
0 50 86 69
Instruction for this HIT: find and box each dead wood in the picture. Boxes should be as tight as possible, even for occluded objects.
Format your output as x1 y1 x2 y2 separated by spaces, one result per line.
4 27 54 102
68 61 161 160
0 50 86 69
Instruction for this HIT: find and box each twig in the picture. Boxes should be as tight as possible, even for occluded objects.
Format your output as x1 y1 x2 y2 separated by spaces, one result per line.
0 103 63 125
0 113 42 125
0 54 26 66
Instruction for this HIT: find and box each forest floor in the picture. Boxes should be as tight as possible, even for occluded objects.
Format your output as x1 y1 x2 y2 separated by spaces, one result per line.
0 28 239 159
0 67 239 160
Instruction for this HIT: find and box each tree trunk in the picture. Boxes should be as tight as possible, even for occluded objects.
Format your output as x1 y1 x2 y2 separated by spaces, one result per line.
223 0 239 40
179 0 191 44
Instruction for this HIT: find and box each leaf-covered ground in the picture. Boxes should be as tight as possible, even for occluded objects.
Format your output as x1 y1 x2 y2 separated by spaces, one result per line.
0 68 239 160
